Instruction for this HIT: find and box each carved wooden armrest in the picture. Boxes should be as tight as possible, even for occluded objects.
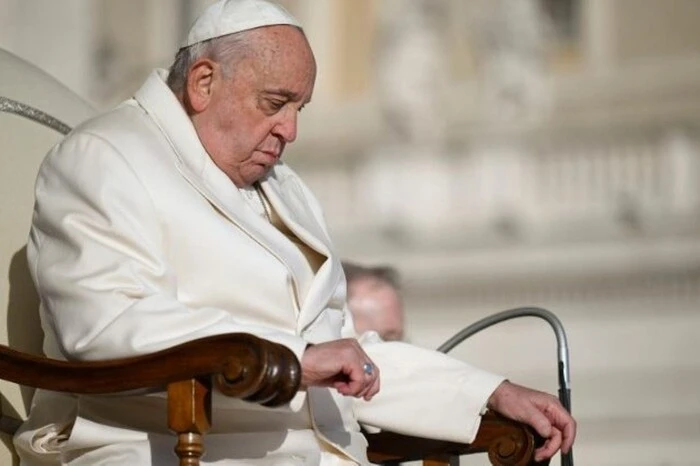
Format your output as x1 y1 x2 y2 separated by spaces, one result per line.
366 412 549 466
0 333 301 465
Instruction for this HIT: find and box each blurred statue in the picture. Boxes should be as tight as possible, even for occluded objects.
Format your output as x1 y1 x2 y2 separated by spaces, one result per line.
363 0 453 234
468 0 553 123
375 0 449 145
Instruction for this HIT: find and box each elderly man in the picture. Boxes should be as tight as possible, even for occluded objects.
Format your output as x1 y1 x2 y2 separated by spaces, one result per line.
343 262 404 341
15 1 575 465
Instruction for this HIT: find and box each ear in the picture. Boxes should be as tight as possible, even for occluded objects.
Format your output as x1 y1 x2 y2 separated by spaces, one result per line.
185 59 218 113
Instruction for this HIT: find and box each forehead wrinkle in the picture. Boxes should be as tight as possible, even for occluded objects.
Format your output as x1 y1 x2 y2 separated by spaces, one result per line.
239 26 315 107
249 26 300 60
253 27 313 63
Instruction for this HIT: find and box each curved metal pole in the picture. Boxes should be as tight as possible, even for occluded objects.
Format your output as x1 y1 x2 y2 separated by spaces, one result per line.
0 96 71 135
437 306 573 466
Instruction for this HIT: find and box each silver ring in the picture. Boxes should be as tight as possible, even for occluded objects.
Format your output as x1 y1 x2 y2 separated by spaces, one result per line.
362 362 374 376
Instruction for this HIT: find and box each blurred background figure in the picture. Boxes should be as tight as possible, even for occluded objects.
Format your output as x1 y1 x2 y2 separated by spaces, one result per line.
2 0 700 464
343 262 404 341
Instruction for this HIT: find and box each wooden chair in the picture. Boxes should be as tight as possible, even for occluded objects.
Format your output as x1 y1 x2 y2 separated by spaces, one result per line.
0 48 545 466
366 413 547 466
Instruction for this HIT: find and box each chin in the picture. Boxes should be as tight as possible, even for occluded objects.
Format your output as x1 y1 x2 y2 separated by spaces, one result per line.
247 167 271 185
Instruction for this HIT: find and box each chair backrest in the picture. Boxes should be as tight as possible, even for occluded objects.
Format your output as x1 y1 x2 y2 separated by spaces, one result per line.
0 48 95 459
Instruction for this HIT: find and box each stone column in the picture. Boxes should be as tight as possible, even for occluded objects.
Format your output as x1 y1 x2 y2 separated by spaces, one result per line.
296 0 338 101
583 0 615 73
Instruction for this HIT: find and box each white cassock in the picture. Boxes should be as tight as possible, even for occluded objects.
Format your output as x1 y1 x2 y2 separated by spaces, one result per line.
14 69 504 466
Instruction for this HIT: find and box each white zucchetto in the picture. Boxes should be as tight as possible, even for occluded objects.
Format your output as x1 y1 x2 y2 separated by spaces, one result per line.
184 0 302 48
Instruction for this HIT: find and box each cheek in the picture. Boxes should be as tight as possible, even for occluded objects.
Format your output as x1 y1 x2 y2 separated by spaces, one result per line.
214 105 275 154
255 119 277 137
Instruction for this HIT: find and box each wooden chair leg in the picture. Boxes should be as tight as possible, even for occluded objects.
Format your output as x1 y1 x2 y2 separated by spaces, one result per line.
168 378 212 466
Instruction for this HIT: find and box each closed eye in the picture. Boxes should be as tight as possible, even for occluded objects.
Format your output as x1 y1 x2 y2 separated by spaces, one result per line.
269 99 285 110
260 97 286 114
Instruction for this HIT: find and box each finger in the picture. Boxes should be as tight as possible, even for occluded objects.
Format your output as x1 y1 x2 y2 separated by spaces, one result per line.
333 380 352 396
560 416 576 453
524 405 553 440
354 373 372 398
356 359 378 398
548 409 575 454
363 372 381 401
334 378 363 397
345 374 366 397
356 382 373 400
541 402 576 453
335 364 365 397
534 427 562 462
356 369 379 400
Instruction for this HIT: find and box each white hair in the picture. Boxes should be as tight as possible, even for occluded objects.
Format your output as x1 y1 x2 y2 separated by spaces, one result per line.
166 31 254 94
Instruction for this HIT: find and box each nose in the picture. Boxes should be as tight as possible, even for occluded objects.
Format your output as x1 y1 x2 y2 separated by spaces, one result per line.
272 108 298 143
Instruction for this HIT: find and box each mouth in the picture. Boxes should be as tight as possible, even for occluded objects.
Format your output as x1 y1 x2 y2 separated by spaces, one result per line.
259 149 281 163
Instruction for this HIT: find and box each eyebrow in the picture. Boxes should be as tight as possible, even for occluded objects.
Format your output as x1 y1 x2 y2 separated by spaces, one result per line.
263 88 311 104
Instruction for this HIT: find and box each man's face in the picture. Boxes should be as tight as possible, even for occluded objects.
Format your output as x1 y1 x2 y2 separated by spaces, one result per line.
193 26 316 187
348 280 405 341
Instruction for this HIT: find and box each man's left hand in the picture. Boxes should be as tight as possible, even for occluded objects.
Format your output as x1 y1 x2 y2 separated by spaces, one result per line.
487 380 576 462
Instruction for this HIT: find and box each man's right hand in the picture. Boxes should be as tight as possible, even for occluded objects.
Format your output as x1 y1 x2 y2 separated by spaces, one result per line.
301 339 380 401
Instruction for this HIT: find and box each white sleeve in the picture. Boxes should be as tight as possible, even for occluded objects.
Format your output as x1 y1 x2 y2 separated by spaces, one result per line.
29 132 307 363
354 336 505 444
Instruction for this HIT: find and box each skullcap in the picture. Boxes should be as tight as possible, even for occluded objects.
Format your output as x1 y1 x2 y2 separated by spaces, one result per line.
184 0 301 48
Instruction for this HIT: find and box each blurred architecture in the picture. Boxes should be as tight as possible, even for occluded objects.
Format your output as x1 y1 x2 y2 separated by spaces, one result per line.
1 0 700 464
